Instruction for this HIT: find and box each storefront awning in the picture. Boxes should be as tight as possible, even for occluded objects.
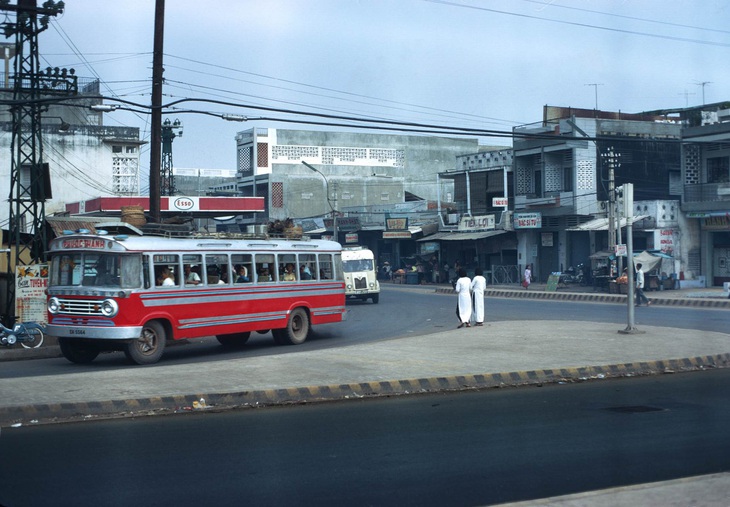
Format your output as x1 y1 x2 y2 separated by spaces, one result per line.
418 230 506 242
566 215 649 231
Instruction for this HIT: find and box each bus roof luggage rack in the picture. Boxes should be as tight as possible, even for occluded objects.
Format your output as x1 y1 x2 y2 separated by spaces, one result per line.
95 222 145 236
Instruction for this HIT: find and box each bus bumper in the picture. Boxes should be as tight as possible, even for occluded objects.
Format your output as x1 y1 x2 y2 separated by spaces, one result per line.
46 324 143 340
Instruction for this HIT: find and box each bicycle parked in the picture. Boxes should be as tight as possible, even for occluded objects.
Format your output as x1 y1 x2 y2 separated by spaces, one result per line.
0 320 45 349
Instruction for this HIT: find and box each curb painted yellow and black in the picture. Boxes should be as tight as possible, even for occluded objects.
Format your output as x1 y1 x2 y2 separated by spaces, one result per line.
2 353 728 428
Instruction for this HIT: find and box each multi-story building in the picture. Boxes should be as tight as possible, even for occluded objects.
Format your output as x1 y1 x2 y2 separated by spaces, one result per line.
232 128 479 217
227 127 480 265
428 148 517 281
681 103 730 286
512 106 683 283
0 78 145 224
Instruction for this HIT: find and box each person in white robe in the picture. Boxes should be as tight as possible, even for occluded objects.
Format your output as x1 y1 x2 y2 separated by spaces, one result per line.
454 268 473 328
470 267 487 326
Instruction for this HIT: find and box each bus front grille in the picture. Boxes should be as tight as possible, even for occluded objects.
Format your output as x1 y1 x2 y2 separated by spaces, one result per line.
57 299 104 316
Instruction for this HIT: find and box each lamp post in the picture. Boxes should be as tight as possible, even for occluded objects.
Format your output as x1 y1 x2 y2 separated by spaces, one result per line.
44 116 70 133
302 161 338 243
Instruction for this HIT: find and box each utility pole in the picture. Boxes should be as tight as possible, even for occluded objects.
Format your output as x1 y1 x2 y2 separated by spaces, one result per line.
160 118 182 196
1 0 76 323
149 0 165 222
618 183 643 335
601 147 620 276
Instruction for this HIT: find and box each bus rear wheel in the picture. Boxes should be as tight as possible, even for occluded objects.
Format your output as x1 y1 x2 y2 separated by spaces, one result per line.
216 332 251 348
124 320 166 365
59 338 100 364
272 308 310 345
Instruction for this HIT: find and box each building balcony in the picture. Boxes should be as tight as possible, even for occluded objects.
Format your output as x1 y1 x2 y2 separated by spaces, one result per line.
683 183 730 212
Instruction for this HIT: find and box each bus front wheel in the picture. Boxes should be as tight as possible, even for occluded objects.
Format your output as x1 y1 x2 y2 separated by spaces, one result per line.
124 320 166 365
272 308 310 345
59 338 100 364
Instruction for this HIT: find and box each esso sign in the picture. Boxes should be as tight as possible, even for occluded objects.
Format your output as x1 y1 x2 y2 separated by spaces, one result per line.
173 197 195 211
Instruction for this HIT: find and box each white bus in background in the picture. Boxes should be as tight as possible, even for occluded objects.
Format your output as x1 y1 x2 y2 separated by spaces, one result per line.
341 246 380 304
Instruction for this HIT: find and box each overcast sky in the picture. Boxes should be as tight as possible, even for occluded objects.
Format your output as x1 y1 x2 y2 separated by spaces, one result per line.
38 0 730 191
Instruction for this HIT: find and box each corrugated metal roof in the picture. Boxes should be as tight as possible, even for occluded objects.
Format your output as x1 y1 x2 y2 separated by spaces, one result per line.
46 216 109 237
418 230 506 241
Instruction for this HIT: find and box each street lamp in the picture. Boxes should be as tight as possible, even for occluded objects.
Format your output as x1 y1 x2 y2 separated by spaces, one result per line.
302 161 338 243
44 116 70 133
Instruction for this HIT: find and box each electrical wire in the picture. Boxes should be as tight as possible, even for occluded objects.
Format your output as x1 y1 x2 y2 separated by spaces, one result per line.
422 0 730 48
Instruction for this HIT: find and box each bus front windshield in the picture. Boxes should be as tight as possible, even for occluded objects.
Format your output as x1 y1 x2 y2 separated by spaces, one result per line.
342 259 373 273
49 253 142 289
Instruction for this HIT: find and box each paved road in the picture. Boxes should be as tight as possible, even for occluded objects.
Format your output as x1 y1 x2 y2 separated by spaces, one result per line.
1 283 728 505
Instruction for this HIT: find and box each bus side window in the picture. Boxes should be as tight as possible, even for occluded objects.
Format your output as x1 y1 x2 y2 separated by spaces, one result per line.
255 254 276 283
183 254 203 286
318 254 334 280
299 254 315 281
231 254 253 283
279 254 297 282
205 254 230 285
153 254 179 287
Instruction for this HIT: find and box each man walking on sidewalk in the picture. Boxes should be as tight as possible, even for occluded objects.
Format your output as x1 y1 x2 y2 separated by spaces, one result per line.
635 262 651 306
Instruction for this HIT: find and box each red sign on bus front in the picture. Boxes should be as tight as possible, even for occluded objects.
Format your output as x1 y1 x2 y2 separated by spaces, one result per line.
62 238 106 249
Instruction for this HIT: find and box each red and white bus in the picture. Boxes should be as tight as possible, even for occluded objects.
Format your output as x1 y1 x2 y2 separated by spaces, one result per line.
46 230 346 364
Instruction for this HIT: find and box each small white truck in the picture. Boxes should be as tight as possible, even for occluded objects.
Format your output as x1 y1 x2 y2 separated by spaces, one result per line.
341 247 380 304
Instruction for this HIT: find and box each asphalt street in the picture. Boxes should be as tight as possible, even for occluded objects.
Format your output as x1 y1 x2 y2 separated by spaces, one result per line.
1 283 728 506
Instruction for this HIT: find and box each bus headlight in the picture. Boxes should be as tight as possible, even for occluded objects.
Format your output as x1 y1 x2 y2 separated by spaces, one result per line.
100 298 119 318
48 297 61 314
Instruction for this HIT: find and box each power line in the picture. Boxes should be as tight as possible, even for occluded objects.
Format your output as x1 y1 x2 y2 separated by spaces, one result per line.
422 0 730 47
518 0 730 35
163 54 521 127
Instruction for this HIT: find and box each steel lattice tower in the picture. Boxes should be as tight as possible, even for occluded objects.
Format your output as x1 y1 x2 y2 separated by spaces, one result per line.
1 0 76 322
160 118 182 196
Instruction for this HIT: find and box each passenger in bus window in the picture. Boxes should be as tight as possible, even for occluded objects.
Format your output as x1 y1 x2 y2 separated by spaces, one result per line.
158 267 175 286
236 265 250 283
283 263 296 281
184 264 201 285
258 267 271 282
300 264 312 280
319 268 327 280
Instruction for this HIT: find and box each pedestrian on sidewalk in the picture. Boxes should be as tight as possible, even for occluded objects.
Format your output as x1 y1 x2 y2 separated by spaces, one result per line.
635 262 651 306
454 268 473 328
523 264 532 289
470 267 487 326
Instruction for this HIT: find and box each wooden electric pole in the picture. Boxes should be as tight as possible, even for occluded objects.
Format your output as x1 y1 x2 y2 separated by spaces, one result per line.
149 0 165 223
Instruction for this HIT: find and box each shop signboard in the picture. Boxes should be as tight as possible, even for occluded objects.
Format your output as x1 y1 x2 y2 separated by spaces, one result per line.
458 214 495 231
324 216 360 232
513 212 542 229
